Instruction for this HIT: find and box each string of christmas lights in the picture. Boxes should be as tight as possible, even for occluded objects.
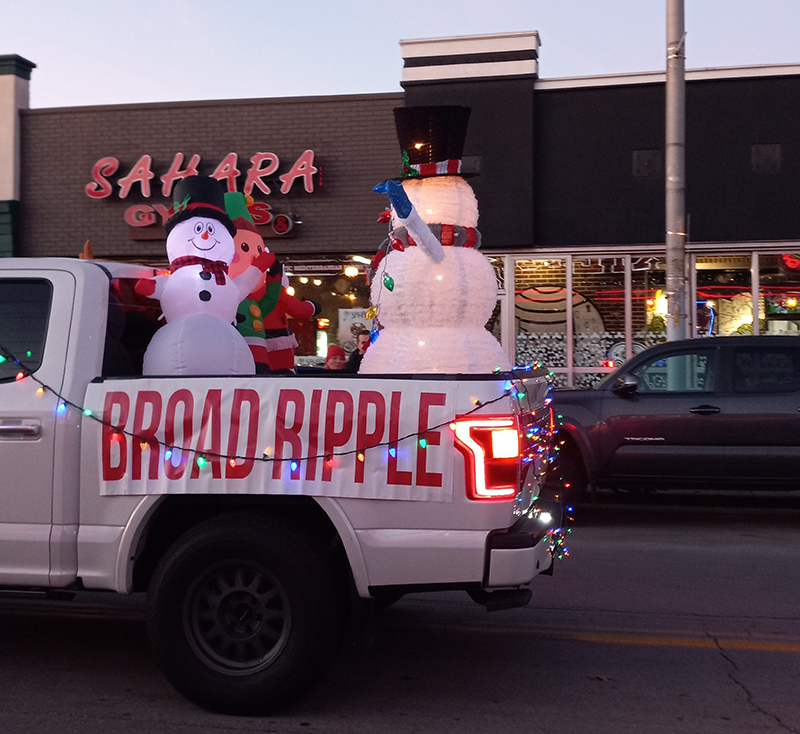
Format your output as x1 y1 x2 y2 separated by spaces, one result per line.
0 341 549 468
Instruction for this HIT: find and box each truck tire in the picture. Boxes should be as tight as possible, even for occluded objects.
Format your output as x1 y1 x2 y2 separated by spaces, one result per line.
147 513 341 715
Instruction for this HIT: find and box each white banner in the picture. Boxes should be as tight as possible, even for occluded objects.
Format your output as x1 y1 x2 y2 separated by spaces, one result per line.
84 376 467 502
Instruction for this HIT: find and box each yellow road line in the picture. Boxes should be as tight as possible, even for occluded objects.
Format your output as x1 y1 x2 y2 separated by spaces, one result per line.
401 620 800 652
573 633 800 653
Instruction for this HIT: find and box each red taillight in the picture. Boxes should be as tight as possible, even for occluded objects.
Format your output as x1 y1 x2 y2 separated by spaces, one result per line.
453 415 520 500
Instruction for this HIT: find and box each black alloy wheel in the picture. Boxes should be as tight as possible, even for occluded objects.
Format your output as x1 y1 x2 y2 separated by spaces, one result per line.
147 513 342 715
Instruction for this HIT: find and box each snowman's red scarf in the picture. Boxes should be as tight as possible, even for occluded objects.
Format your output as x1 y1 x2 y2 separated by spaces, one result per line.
368 224 481 284
170 256 229 285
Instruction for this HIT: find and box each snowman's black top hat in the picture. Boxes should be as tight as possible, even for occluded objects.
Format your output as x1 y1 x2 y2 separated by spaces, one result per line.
393 105 471 179
165 175 237 237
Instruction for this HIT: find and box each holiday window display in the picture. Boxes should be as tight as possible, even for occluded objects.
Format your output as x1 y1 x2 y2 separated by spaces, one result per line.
135 176 274 376
360 106 512 375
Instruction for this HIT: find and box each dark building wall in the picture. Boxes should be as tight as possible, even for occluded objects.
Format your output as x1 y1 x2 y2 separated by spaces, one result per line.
18 92 404 261
534 83 665 247
686 76 800 242
403 78 534 249
535 74 800 248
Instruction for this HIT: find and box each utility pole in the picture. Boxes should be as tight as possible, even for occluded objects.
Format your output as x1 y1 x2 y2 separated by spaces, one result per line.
665 0 688 340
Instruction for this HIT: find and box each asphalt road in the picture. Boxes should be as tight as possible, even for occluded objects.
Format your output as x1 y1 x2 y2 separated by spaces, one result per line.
0 493 799 733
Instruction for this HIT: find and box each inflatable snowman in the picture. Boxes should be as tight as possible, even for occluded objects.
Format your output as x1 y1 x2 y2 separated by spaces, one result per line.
136 176 274 376
359 105 512 375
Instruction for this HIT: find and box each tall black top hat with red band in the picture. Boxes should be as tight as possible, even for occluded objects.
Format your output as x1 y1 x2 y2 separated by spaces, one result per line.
394 105 471 179
165 175 237 237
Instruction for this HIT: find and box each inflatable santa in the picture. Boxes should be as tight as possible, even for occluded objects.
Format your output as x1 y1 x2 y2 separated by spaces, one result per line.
360 105 512 374
135 176 274 376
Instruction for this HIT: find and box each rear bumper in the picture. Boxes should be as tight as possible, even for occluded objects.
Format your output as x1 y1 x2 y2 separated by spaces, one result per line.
486 508 561 587
356 504 563 594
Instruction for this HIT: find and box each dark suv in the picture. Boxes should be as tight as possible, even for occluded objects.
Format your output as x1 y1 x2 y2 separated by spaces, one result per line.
549 336 800 497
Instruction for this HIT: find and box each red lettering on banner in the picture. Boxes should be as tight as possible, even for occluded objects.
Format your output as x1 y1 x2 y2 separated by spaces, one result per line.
273 389 305 480
243 152 280 196
212 153 241 193
305 389 322 481
132 391 163 480
118 155 155 199
226 389 260 479
102 391 130 481
387 392 412 486
85 157 119 199
249 201 273 225
164 389 194 480
355 391 386 484
322 390 354 482
125 205 157 227
160 153 200 197
191 390 222 478
416 393 445 488
279 149 317 194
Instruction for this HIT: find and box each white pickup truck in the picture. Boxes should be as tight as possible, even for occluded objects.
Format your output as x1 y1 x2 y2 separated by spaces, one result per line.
0 257 564 714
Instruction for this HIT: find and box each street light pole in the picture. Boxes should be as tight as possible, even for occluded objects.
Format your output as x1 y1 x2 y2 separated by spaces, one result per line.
665 0 688 340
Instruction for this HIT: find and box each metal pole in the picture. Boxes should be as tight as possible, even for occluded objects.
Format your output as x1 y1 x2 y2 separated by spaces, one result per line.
665 0 688 340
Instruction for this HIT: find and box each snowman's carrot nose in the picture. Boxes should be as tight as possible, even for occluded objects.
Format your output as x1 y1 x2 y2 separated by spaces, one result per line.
201 229 209 240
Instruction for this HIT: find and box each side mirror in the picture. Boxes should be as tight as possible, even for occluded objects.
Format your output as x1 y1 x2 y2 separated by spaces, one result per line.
613 374 638 396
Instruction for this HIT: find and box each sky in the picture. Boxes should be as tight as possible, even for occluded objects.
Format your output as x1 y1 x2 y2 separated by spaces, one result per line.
2 1 800 109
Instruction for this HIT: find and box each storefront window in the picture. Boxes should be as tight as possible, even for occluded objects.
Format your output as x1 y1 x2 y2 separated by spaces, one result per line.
632 256 667 348
514 258 568 385
571 256 625 387
694 255 754 336
759 253 800 336
507 249 797 389
486 256 505 344
284 258 372 365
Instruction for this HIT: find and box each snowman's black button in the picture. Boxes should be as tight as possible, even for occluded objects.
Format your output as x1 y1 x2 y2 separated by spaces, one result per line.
236 313 246 323
199 290 212 302
199 272 212 281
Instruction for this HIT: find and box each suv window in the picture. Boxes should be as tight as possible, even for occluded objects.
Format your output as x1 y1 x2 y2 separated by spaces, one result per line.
0 279 53 382
733 348 799 393
630 351 715 393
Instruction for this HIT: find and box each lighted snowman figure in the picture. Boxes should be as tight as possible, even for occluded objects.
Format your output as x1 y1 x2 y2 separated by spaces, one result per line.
359 106 512 374
136 175 274 375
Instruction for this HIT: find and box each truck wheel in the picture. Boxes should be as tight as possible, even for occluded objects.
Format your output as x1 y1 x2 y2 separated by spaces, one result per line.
147 513 341 715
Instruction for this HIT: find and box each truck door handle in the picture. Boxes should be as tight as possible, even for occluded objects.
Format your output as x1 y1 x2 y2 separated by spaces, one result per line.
0 422 42 439
688 405 721 415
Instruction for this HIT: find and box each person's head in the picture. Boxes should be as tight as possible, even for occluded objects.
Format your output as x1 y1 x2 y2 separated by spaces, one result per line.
356 330 371 354
325 345 346 370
